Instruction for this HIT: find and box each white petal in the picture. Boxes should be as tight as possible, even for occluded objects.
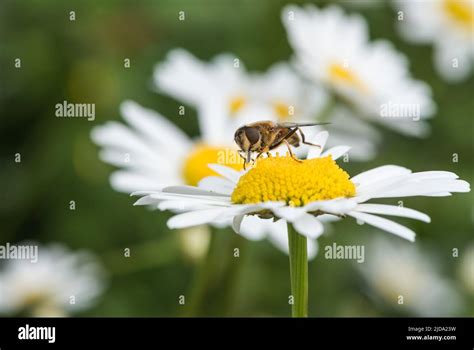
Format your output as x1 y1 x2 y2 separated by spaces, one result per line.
133 196 160 206
379 119 431 138
167 208 234 229
304 198 358 215
238 216 268 240
355 171 463 199
307 131 328 159
404 171 459 181
351 165 411 186
109 171 168 193
208 164 243 184
355 203 430 223
131 190 161 196
232 215 245 234
98 148 167 172
347 211 416 242
198 176 235 195
292 214 325 239
138 191 232 209
266 220 319 259
272 206 307 222
158 200 227 211
321 145 351 160
317 214 341 223
149 192 231 205
153 48 210 106
424 192 452 197
306 239 319 260
370 179 470 199
120 100 191 153
162 185 229 197
91 122 158 160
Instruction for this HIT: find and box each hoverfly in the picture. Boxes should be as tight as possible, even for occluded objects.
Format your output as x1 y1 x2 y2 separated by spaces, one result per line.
234 121 330 169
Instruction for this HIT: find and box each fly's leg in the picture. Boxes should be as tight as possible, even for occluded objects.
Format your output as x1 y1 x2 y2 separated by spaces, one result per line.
283 139 302 162
297 127 321 148
238 151 248 170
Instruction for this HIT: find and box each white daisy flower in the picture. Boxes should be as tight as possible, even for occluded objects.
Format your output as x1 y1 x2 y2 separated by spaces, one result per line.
90 101 317 256
0 243 106 316
282 4 436 137
394 0 474 83
133 131 470 244
358 236 463 316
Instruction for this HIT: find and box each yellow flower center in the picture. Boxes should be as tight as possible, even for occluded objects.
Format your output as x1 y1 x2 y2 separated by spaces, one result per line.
231 156 355 207
443 0 474 31
229 96 246 114
182 145 243 186
328 63 368 94
273 101 292 120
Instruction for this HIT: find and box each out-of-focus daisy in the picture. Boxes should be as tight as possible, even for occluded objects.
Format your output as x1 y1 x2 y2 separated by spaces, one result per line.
133 131 470 243
282 4 436 137
153 49 253 142
91 100 229 191
178 226 212 262
358 237 463 316
394 0 474 83
154 49 379 159
458 244 474 294
0 243 106 316
153 49 324 125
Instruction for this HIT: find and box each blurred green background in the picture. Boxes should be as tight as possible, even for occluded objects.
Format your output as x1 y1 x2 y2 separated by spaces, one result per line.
0 0 472 316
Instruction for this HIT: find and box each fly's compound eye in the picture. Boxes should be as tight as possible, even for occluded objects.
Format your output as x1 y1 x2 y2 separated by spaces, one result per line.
244 127 260 145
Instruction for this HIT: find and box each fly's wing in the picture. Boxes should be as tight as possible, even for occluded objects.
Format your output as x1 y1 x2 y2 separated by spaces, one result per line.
269 127 298 149
269 122 330 149
275 122 331 128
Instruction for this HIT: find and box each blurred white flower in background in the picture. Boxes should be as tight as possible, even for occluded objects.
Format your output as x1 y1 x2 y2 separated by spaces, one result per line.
92 100 204 191
394 0 474 83
153 49 324 126
178 226 212 262
154 49 380 160
358 237 463 316
153 49 252 143
458 244 474 295
0 243 106 316
282 4 436 137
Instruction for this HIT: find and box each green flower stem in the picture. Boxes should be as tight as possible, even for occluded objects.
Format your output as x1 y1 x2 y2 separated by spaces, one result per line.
287 223 308 317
